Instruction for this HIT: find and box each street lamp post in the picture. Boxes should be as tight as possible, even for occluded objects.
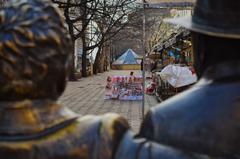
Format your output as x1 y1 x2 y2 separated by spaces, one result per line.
142 0 146 119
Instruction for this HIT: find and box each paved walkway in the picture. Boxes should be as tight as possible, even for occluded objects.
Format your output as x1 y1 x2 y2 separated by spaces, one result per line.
59 70 159 132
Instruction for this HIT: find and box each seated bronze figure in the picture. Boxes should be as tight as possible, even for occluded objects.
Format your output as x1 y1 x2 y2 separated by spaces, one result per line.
140 0 240 158
0 0 205 159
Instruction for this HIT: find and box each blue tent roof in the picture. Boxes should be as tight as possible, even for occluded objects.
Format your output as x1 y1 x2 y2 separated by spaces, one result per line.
113 49 140 65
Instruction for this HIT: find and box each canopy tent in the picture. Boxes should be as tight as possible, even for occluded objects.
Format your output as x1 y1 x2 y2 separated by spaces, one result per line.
112 49 142 70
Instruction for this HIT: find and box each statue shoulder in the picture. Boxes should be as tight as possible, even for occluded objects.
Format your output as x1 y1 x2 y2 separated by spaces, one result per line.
75 113 130 159
76 113 129 137
98 113 130 148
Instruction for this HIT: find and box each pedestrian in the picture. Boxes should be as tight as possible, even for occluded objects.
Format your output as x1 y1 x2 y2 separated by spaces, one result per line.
106 76 112 89
151 61 158 72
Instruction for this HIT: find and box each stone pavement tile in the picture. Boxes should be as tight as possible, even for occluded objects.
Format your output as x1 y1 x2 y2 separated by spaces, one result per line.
59 70 159 132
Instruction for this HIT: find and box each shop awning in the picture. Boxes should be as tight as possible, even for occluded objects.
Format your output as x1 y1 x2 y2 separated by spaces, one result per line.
156 30 190 52
146 0 195 7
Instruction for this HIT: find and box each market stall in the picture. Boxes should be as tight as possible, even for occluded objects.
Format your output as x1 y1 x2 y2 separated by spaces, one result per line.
150 29 196 101
105 75 143 100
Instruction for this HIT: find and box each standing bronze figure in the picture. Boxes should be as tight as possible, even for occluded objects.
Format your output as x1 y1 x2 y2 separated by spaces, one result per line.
0 0 206 159
140 0 240 158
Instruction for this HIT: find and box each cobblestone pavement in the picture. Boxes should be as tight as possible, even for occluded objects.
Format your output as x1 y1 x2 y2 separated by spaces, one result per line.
59 70 159 132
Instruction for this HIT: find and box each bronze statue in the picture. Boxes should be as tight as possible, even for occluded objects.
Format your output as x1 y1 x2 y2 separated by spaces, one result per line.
140 0 240 158
0 0 206 159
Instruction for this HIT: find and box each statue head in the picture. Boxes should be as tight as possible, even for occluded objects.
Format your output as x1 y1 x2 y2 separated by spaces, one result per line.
0 0 72 101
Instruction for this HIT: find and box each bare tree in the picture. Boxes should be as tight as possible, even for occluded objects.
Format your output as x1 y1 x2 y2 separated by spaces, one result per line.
52 0 137 77
109 6 168 59
52 0 89 79
146 8 192 54
91 0 138 74
146 21 174 54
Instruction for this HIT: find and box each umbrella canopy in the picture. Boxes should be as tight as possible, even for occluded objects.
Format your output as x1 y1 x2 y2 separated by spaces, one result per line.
113 49 141 65
157 65 197 88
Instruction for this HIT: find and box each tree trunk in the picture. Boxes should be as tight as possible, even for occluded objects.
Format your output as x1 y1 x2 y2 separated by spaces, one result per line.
81 1 88 78
104 56 108 71
104 42 110 71
81 35 88 77
99 44 109 73
68 30 77 81
64 6 76 81
68 40 77 81
99 48 105 73
93 47 102 74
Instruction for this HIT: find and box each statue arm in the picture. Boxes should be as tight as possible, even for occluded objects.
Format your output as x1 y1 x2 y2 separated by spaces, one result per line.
115 131 208 159
96 113 209 159
98 113 205 159
139 111 155 139
97 113 130 159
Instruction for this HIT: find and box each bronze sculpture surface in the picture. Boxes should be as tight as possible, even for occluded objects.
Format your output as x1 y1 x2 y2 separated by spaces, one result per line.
0 0 205 159
140 0 240 158
0 1 131 158
3 0 240 159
